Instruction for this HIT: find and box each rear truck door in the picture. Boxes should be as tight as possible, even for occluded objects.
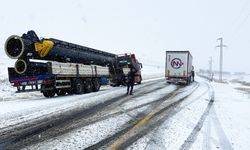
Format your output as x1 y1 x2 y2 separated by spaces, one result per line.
166 52 188 78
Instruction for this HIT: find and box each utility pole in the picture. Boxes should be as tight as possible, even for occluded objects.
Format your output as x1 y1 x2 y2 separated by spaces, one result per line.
208 57 213 81
216 38 227 82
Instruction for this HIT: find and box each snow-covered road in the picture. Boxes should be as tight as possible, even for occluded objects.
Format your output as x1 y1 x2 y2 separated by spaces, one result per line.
0 76 250 150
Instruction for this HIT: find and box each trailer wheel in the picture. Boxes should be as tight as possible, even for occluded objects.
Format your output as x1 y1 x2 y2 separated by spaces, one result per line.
111 83 120 87
56 89 67 96
43 91 50 98
41 84 55 98
85 79 93 93
67 89 74 95
74 79 84 94
92 79 100 92
43 90 56 98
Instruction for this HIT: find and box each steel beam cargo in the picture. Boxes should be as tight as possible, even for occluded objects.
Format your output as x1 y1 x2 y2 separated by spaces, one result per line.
5 31 116 66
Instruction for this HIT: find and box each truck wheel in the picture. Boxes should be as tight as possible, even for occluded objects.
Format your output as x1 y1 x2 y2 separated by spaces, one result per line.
92 79 100 92
111 83 120 87
43 90 55 98
74 79 84 94
43 91 50 98
85 79 93 93
56 89 67 96
41 84 55 98
67 89 74 95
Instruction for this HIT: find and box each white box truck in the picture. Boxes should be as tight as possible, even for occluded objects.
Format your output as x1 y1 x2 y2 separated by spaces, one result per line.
165 51 194 84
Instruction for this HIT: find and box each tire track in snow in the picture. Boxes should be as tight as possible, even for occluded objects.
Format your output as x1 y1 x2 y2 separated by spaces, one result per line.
209 105 233 150
0 79 168 149
202 114 211 150
85 82 199 150
179 100 214 150
142 82 210 150
69 84 183 150
179 83 233 150
179 84 215 150
113 82 200 150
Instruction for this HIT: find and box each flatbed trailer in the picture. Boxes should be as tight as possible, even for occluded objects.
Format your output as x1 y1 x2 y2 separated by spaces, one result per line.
9 60 109 97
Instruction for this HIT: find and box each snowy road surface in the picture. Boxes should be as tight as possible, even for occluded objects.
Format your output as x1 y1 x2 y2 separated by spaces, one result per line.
0 77 250 150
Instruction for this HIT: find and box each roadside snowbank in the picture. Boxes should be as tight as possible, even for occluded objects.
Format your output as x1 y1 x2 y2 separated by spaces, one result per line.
191 80 250 150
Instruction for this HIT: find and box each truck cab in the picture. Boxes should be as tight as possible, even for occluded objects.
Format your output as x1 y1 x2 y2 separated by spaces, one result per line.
116 53 142 85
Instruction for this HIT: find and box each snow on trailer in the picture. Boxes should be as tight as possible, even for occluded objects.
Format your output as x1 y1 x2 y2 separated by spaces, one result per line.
51 61 109 77
165 51 194 84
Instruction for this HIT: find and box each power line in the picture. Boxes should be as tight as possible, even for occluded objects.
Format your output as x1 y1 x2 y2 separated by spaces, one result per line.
231 12 250 39
229 0 250 42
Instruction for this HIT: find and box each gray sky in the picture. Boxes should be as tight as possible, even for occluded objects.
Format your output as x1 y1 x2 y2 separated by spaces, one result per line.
0 0 249 73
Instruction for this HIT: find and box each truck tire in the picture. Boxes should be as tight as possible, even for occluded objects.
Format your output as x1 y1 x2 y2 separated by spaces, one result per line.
43 90 56 98
41 84 55 98
74 79 84 94
56 89 67 96
85 79 93 93
42 91 50 98
67 89 74 95
92 79 100 92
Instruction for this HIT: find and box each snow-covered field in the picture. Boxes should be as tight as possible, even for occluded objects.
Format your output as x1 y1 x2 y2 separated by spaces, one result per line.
0 58 14 80
200 72 250 83
141 65 164 80
191 81 250 150
217 74 250 83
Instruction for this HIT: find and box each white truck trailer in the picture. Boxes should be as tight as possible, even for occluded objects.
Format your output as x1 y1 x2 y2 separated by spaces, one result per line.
165 51 194 84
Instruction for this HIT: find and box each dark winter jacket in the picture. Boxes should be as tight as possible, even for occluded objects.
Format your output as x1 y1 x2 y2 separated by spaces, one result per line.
127 70 135 84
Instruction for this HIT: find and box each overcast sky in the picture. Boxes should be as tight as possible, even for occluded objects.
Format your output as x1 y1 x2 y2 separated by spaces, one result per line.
0 0 249 73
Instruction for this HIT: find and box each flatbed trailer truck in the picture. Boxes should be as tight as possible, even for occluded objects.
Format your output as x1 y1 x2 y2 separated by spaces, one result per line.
4 31 143 97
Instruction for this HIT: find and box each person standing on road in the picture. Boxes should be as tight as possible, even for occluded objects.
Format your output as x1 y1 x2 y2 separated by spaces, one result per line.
191 66 195 82
127 68 136 95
